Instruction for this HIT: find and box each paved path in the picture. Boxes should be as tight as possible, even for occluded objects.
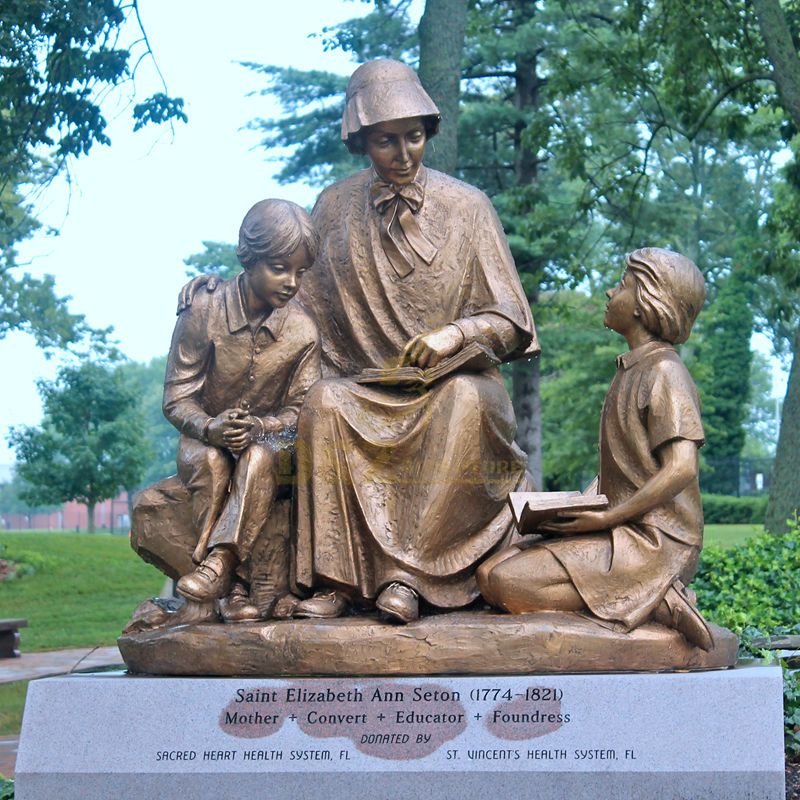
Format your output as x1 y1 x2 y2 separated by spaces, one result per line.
0 645 122 685
0 645 124 778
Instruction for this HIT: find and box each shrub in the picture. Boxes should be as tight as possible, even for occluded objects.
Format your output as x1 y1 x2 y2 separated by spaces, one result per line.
0 541 55 582
694 519 800 632
701 493 768 524
694 517 800 758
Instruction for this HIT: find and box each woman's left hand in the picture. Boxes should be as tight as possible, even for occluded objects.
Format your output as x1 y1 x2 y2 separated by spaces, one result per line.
539 509 615 534
401 325 464 368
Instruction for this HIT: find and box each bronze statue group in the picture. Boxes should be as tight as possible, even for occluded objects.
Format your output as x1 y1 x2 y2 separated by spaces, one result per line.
135 59 714 653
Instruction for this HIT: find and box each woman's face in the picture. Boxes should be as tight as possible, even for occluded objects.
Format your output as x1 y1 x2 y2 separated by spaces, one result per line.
364 116 426 185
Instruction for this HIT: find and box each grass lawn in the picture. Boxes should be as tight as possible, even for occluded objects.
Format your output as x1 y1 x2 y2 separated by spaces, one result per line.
703 523 764 548
0 530 163 652
0 681 28 737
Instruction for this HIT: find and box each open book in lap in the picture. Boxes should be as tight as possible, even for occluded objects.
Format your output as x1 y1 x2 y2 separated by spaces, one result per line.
508 491 609 536
355 341 500 389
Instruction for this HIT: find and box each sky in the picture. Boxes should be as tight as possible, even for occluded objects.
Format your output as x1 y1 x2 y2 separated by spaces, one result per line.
0 0 788 471
0 0 424 470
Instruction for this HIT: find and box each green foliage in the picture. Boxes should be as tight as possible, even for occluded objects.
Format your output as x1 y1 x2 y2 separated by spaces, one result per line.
784 663 800 759
0 1 186 187
0 680 27 740
0 531 163 651
743 352 781 457
763 152 800 533
116 357 178 487
183 241 240 281
0 0 185 354
538 290 617 489
701 494 768 524
695 517 800 756
8 362 148 530
0 538 56 581
0 775 12 799
698 271 755 494
694 520 800 633
0 472 59 517
242 1 414 187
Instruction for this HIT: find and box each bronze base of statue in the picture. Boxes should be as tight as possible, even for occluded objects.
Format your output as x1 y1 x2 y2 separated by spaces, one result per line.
118 609 738 677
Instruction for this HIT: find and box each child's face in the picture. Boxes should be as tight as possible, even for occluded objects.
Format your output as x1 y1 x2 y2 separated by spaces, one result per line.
604 269 638 335
246 244 312 310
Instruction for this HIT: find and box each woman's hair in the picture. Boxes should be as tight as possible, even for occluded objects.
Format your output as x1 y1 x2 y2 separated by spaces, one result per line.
236 199 319 269
625 247 706 345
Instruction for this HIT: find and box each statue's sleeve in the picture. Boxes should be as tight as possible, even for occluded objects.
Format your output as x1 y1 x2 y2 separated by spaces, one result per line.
449 192 540 361
273 335 322 429
162 301 212 440
644 359 705 453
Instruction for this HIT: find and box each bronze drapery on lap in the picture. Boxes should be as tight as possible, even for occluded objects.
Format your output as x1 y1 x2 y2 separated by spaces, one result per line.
293 166 538 608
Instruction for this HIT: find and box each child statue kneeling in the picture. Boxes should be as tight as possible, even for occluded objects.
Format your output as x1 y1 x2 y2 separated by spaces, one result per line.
477 247 713 651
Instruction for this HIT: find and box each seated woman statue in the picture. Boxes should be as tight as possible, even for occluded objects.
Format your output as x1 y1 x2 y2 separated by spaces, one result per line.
289 59 539 623
181 60 538 624
477 247 713 651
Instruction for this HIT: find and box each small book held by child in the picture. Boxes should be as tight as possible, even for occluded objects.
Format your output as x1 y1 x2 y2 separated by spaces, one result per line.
355 341 500 389
508 491 609 536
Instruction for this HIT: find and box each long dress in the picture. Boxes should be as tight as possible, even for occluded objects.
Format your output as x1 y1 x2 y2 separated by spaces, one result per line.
293 166 538 608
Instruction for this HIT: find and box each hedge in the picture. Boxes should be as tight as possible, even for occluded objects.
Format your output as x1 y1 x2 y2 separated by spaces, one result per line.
702 493 768 524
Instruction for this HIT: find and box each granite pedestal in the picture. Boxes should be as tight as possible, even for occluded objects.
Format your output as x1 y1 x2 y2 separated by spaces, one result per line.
14 663 785 799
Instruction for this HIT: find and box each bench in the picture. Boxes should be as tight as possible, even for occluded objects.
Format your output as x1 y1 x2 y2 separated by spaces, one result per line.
0 618 28 658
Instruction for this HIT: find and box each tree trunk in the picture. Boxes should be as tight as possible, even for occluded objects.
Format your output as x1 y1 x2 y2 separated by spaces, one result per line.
509 2 544 483
513 355 542 489
765 327 800 532
87 502 96 534
751 0 800 531
418 0 468 175
752 0 800 130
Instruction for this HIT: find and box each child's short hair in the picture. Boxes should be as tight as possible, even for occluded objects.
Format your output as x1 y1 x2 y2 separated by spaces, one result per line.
626 248 706 345
236 199 319 269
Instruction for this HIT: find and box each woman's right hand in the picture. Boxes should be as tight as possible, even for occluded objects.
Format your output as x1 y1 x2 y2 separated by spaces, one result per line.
401 324 464 369
177 274 220 314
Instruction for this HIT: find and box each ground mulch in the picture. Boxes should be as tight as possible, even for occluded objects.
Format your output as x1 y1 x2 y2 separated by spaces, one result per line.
788 758 800 800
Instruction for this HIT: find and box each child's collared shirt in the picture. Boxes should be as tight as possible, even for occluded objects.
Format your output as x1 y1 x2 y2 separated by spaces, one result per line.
599 339 704 547
163 273 320 440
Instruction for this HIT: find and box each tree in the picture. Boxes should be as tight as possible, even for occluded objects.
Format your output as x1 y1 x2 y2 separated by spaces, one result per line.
742 351 780 458
418 0 468 174
0 470 60 523
117 357 178 491
183 241 240 281
238 0 785 495
242 1 415 188
537 291 617 490
745 0 800 530
696 270 754 495
8 361 149 532
761 154 800 531
1 0 186 352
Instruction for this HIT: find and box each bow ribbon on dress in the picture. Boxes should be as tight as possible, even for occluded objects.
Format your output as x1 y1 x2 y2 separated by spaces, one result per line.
370 176 438 278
